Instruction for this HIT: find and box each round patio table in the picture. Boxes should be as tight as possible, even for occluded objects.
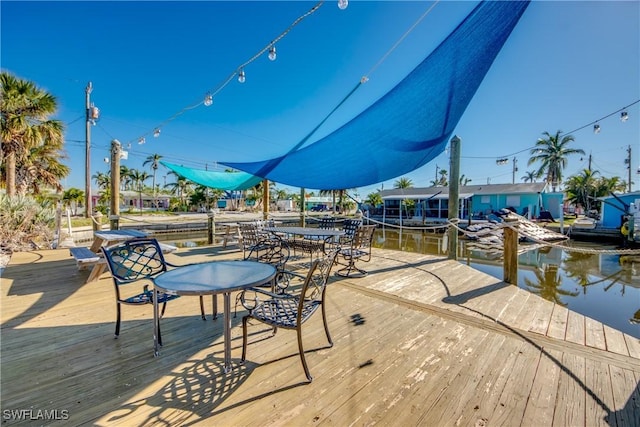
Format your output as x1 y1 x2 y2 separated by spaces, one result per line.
153 260 276 373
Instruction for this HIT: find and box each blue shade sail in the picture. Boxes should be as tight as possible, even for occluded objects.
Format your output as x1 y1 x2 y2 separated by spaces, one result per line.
161 161 262 190
222 1 529 190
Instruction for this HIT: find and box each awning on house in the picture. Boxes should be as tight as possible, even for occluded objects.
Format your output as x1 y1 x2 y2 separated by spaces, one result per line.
382 193 474 201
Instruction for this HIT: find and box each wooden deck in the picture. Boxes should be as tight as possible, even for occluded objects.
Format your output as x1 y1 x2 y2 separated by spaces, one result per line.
1 244 638 426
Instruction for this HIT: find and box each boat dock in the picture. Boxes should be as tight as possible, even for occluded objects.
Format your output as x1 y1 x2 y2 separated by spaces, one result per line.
2 245 638 426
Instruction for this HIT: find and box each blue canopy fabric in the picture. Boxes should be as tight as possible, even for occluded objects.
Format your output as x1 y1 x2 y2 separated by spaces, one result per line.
222 1 529 190
161 161 262 190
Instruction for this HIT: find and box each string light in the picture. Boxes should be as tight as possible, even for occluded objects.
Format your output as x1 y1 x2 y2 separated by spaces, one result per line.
126 1 327 147
204 94 213 106
593 124 601 134
560 99 638 136
338 0 348 10
268 45 277 61
138 137 146 144
153 128 161 137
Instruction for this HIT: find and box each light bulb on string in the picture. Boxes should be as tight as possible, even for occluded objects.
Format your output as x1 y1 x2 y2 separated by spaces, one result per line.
204 94 213 106
153 128 161 137
338 0 348 10
238 69 246 83
621 111 629 122
268 45 276 61
593 124 601 134
138 137 146 144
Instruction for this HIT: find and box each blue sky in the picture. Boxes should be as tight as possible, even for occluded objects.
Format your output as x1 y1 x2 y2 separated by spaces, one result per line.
2 0 639 198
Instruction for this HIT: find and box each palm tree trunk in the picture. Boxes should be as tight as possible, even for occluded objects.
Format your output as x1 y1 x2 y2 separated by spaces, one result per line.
152 172 157 210
5 152 16 197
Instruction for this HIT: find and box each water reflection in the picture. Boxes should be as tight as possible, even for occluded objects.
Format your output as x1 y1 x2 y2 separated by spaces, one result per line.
372 227 639 338
523 264 580 305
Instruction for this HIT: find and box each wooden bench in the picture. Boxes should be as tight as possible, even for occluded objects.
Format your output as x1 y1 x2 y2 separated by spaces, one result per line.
69 247 102 269
222 224 240 248
70 243 178 283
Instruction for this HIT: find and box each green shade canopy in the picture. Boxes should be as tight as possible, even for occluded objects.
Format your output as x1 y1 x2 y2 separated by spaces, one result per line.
161 161 262 190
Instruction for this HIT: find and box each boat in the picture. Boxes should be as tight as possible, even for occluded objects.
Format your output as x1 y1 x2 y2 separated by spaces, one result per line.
570 216 597 230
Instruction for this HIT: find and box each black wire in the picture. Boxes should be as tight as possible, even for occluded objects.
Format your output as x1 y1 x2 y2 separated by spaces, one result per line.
462 100 639 160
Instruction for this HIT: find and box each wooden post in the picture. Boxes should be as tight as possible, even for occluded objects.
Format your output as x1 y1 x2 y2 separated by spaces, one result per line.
503 218 519 285
262 179 269 220
448 135 461 260
109 139 121 230
300 187 306 227
207 211 215 245
92 212 103 231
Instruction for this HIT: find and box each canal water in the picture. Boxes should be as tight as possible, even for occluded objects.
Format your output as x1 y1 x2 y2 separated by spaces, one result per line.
162 227 640 338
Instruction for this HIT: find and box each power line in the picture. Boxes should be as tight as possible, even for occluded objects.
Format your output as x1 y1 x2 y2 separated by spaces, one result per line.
461 100 639 161
561 99 639 136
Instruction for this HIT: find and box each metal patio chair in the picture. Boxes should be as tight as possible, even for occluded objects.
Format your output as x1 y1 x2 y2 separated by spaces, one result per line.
239 220 277 260
335 224 376 278
239 249 338 382
339 218 363 246
245 237 291 291
102 238 206 342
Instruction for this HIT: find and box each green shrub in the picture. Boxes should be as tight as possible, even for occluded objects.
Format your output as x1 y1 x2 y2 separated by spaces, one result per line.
0 194 56 252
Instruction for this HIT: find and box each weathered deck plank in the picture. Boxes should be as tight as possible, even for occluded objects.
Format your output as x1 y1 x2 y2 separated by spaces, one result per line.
554 352 587 426
566 309 586 345
1 246 638 426
520 347 562 426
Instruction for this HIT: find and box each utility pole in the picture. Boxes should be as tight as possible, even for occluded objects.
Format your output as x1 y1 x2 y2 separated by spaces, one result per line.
511 157 518 184
435 164 439 185
110 139 121 230
627 145 632 192
84 82 92 218
85 82 100 218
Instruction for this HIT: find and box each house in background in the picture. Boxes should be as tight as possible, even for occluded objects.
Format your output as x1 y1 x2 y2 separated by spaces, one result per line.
598 191 640 229
375 183 563 224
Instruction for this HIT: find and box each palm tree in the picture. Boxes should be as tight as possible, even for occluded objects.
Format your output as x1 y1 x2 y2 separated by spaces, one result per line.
365 192 382 207
143 154 162 209
393 177 414 218
594 176 627 196
92 171 110 191
119 165 132 191
528 131 585 191
128 169 150 212
565 169 600 212
62 188 84 216
1 72 66 196
429 169 448 186
165 176 192 210
17 139 70 195
394 177 413 189
459 174 472 186
521 170 539 183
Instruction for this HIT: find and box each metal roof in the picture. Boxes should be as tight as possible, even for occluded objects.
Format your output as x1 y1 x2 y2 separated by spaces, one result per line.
380 182 548 200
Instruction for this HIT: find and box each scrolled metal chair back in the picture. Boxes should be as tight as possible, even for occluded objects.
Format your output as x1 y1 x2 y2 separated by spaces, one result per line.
102 238 168 284
302 249 338 301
